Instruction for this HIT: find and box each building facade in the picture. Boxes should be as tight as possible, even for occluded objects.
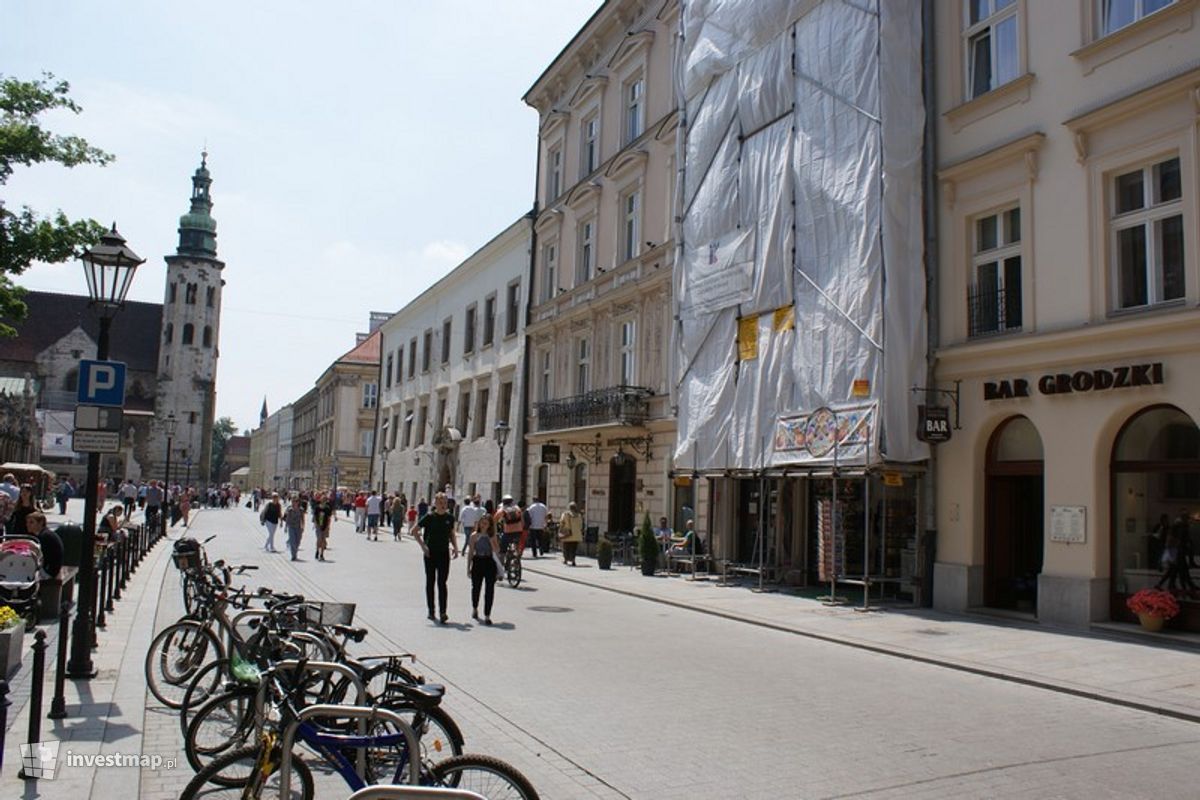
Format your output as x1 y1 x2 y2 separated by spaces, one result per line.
932 1 1200 628
522 0 681 536
314 327 382 493
376 218 531 504
288 388 319 490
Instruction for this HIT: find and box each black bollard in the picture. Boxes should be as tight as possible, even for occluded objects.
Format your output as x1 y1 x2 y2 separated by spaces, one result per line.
96 552 108 629
112 541 123 602
104 547 115 613
90 554 102 648
19 630 47 779
0 680 8 771
48 602 69 719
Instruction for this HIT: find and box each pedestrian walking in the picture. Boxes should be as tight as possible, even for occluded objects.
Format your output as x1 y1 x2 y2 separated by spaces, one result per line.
527 497 549 558
313 492 334 561
559 502 583 566
412 492 459 624
260 492 283 552
354 491 368 533
54 477 74 515
284 496 306 560
366 490 382 541
405 503 418 536
467 513 500 625
390 494 405 540
458 494 484 550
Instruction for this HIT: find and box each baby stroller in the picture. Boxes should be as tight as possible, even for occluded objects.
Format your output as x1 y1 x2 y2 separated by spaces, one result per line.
0 535 43 628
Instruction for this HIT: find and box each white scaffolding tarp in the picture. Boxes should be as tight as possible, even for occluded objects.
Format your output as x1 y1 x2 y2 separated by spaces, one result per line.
675 0 928 470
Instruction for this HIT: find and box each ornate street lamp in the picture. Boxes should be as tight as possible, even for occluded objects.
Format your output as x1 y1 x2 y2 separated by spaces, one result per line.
493 420 509 501
379 446 389 493
68 224 144 679
163 413 177 530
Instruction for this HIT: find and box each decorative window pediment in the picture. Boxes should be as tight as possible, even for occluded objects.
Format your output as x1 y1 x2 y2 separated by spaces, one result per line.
605 149 649 180
539 110 569 139
535 208 564 235
609 30 654 72
654 109 680 142
570 74 609 109
566 181 603 210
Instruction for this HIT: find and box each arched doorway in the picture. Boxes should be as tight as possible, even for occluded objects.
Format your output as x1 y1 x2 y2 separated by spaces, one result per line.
608 453 636 534
1111 405 1200 628
985 416 1044 612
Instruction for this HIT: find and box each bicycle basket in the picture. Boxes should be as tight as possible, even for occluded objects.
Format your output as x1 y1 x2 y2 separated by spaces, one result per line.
303 601 356 626
172 550 203 572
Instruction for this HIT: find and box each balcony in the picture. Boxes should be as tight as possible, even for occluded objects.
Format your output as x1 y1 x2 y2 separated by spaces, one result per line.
967 285 1022 339
533 385 653 432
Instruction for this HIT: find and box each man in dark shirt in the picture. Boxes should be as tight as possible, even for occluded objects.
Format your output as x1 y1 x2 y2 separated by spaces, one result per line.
413 492 460 623
313 493 334 561
27 512 64 578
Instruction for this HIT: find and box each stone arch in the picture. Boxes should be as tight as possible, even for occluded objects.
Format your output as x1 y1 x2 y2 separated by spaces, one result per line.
984 415 1045 612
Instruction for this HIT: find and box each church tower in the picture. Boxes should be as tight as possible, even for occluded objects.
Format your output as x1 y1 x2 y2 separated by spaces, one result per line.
154 152 224 485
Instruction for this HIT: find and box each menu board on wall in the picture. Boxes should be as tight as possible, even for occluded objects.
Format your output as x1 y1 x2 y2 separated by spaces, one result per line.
1050 506 1086 544
817 499 844 581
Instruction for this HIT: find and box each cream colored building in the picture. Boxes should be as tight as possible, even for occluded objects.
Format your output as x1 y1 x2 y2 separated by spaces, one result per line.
932 1 1200 629
521 0 686 537
375 218 531 504
314 325 382 493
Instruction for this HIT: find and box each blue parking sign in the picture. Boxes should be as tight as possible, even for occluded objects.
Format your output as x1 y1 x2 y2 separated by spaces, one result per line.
77 360 127 407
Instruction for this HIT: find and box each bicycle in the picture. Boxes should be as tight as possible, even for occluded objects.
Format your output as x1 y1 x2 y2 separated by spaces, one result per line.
500 533 522 588
180 661 538 799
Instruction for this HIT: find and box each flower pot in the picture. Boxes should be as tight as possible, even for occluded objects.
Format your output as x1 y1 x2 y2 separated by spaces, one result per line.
0 626 26 678
1137 612 1166 633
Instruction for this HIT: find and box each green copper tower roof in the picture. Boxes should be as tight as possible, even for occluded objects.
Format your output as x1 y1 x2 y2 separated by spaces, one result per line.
176 151 218 258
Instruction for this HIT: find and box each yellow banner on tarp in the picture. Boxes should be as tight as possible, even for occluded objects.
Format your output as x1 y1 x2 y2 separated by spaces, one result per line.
773 305 795 331
737 315 759 360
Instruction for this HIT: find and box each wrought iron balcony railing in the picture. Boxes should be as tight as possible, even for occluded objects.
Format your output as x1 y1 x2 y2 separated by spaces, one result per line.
967 284 1022 338
533 385 653 432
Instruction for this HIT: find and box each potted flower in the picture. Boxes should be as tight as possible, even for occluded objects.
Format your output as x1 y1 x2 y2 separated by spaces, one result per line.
1126 588 1181 632
596 537 613 570
638 514 659 577
0 605 26 678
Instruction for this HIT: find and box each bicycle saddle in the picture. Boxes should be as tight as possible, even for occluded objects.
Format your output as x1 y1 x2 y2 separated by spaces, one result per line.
331 624 368 643
392 682 445 710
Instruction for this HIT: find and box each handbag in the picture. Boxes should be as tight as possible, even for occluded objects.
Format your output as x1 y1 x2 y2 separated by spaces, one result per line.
493 551 506 579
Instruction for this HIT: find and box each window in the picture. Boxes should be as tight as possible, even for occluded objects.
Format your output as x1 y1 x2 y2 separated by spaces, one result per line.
185 283 197 304
435 395 447 430
457 389 471 433
360 428 374 457
964 0 1019 100
499 381 513 427
189 412 197 424
548 145 563 200
618 320 636 384
441 318 452 364
968 206 1023 336
475 387 490 438
403 409 414 448
202 325 213 348
422 329 432 372
572 462 588 508
576 338 590 394
1111 156 1184 310
165 323 173 344
168 283 177 304
483 295 496 346
386 353 394 388
582 114 599 175
622 190 641 262
363 383 378 409
416 403 427 445
206 286 215 307
536 465 548 503
1099 0 1175 36
505 281 520 337
540 351 552 401
542 243 558 302
464 305 476 355
182 323 195 345
408 339 417 378
578 220 594 284
625 76 644 143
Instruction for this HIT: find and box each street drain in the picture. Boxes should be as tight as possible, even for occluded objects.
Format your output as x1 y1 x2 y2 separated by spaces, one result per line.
914 628 951 636
527 605 573 613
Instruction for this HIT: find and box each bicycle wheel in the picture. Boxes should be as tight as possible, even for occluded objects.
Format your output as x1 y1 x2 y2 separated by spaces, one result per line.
370 702 465 783
180 658 231 738
179 744 313 800
506 555 522 588
429 753 539 799
185 687 258 776
145 621 223 708
181 573 200 615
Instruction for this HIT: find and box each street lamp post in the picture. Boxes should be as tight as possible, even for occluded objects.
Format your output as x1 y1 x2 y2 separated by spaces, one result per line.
162 414 177 536
68 224 143 679
379 446 389 493
184 455 192 489
493 420 510 501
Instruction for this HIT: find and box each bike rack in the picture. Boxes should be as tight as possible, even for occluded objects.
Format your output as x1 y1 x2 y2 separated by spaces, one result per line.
279 704 423 798
271 660 368 788
345 786 486 800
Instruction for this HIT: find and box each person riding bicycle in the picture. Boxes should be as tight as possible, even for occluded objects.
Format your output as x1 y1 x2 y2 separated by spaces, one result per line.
495 495 526 558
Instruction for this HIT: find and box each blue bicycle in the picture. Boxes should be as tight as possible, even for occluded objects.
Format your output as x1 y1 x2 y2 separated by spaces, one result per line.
180 662 538 799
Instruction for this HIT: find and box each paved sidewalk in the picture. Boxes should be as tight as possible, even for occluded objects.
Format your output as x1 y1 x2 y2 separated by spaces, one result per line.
522 552 1200 723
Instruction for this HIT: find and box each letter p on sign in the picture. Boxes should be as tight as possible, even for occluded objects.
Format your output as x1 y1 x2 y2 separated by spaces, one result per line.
77 359 127 407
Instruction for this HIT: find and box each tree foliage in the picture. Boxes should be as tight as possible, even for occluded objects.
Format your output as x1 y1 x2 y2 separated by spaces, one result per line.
209 416 239 483
0 73 113 336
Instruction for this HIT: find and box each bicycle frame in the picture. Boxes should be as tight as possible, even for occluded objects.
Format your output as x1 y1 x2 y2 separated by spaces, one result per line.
279 704 422 796
266 660 367 778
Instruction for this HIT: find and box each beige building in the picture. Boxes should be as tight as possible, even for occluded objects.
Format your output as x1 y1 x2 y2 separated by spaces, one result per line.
375 218 531 504
288 387 319 490
521 0 684 537
314 326 382 493
932 1 1200 629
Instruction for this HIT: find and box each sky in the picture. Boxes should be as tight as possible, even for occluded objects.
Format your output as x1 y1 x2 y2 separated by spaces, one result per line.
4 0 599 433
